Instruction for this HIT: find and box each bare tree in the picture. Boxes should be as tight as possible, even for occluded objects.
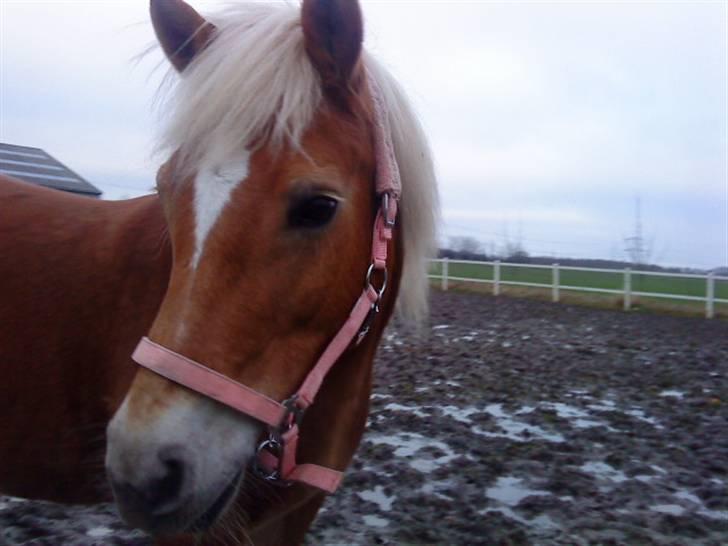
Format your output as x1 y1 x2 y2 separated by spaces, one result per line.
449 236 482 255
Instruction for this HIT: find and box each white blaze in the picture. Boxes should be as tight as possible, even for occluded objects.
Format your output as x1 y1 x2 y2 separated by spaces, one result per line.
192 152 251 268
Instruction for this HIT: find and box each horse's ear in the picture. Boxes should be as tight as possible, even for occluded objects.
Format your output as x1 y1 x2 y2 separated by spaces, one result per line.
301 0 364 107
150 0 216 73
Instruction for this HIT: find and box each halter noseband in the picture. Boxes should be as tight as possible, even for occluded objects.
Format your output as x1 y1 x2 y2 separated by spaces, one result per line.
130 75 400 494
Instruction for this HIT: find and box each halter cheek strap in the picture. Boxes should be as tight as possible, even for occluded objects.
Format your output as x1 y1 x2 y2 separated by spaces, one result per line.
131 74 400 494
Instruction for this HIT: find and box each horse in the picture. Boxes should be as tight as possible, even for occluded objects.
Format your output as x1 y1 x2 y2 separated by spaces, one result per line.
0 0 438 544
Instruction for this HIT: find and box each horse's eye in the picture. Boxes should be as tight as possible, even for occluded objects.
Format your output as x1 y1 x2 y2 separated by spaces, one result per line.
288 195 339 229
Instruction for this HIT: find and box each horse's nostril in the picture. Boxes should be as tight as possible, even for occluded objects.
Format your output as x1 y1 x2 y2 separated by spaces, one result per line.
110 448 189 518
145 456 186 514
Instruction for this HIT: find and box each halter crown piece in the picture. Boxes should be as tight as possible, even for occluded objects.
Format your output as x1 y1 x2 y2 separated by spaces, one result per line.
131 74 401 493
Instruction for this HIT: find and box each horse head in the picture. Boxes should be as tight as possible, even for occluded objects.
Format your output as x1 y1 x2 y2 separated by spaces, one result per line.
105 0 437 539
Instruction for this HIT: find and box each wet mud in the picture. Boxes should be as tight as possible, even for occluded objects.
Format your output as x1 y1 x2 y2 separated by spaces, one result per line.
2 291 727 545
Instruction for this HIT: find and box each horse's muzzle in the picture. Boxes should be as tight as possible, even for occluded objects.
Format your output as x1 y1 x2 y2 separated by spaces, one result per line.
108 444 194 533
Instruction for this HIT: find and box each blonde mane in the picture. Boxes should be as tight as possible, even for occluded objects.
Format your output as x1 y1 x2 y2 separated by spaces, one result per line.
157 3 439 321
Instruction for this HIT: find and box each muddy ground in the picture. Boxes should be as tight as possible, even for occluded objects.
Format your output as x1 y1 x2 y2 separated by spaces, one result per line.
2 290 727 545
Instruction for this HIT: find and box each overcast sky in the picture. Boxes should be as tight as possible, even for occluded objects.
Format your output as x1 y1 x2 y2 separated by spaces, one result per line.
1 1 726 268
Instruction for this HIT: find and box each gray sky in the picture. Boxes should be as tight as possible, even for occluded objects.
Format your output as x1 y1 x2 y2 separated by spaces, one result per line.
1 1 726 268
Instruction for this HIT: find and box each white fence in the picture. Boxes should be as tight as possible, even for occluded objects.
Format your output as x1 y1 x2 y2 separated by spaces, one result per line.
429 258 728 319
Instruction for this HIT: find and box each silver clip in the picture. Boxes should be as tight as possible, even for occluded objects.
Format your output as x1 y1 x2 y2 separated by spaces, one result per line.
381 192 396 228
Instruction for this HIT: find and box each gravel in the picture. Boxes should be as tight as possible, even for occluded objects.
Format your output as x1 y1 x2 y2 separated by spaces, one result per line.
3 290 727 545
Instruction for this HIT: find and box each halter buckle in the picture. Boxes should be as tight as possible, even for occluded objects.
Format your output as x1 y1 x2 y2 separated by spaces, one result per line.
280 395 305 430
381 192 397 228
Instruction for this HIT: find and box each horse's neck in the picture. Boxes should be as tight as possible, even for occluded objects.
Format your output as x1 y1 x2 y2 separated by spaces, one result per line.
94 193 174 409
0 177 172 395
0 177 172 502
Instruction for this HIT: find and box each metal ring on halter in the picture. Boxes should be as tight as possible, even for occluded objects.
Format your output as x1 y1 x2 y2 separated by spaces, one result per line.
252 436 285 482
365 263 387 300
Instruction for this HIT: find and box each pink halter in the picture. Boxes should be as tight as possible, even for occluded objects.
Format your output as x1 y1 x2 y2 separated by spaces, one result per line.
131 75 401 494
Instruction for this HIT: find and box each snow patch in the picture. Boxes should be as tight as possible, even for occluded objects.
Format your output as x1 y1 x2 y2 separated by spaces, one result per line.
86 527 113 538
357 485 396 511
580 461 628 483
363 514 390 528
652 504 684 516
475 404 565 443
421 479 456 501
439 405 479 424
383 403 429 418
624 408 661 427
659 390 685 399
367 432 458 473
541 402 613 429
486 476 552 506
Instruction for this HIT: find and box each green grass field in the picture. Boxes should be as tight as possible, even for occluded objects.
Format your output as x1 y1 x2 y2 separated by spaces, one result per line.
428 260 728 302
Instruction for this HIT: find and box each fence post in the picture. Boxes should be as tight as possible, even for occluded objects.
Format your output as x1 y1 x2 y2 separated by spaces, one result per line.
706 272 715 319
623 268 631 311
552 263 560 302
441 258 449 291
493 260 501 296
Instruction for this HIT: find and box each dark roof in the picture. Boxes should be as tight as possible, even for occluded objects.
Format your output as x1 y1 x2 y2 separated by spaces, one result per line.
0 142 102 196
